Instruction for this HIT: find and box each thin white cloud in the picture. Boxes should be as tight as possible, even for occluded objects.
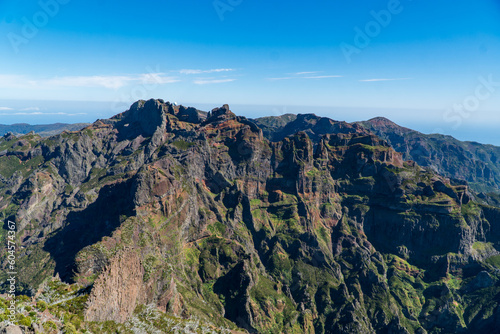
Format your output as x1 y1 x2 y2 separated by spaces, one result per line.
359 78 412 82
180 68 235 75
294 71 320 75
303 75 343 79
139 73 180 85
267 77 294 81
0 75 34 88
0 106 41 112
193 78 236 85
0 73 180 90
267 75 342 81
5 112 87 116
12 112 44 115
45 75 136 89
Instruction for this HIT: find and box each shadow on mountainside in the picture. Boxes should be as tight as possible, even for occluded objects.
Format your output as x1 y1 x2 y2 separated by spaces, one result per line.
43 179 135 283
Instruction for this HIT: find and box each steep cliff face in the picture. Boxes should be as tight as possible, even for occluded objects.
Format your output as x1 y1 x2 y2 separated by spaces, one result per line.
84 250 145 322
357 117 500 195
252 113 368 143
1 100 500 333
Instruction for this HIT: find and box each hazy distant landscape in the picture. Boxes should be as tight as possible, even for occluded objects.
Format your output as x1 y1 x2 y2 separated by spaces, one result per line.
0 122 89 137
2 100 500 146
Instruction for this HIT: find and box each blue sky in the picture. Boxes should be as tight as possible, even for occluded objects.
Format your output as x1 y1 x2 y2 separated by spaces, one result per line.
0 0 500 144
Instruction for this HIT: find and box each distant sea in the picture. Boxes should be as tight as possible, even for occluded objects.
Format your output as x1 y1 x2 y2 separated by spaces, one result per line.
0 99 498 147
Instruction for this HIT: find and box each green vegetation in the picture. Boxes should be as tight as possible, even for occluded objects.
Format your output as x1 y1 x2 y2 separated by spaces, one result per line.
462 202 482 217
484 255 500 268
172 139 195 150
472 241 495 253
0 154 44 178
0 278 232 334
207 221 227 236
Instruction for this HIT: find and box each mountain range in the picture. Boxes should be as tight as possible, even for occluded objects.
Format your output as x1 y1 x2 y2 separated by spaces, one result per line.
0 123 90 138
0 99 499 334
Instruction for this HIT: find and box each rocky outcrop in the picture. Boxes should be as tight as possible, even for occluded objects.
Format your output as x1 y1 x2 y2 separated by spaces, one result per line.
205 104 236 124
84 249 145 323
0 325 23 334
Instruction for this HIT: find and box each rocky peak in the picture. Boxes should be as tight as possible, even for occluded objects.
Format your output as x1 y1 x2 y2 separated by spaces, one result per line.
3 132 16 141
367 116 397 126
175 105 207 123
205 104 236 123
363 117 414 135
296 113 319 122
114 98 166 139
161 102 207 124
254 112 370 143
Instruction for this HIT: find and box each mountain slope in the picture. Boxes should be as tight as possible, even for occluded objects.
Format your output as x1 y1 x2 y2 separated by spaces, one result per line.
251 113 368 143
253 113 500 194
1 100 500 333
357 117 500 194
